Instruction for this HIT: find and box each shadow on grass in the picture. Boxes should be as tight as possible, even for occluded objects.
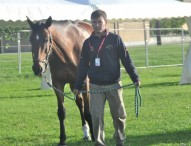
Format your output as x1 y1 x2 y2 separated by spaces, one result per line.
27 88 42 91
2 129 190 146
32 129 191 146
0 93 53 99
42 140 95 146
65 129 190 146
127 129 191 146
142 81 180 88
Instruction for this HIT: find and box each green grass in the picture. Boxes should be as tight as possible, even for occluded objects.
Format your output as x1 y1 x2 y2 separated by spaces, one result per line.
0 53 191 146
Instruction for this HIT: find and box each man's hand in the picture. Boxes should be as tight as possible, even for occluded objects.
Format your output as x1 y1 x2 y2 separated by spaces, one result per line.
73 89 79 95
134 80 141 87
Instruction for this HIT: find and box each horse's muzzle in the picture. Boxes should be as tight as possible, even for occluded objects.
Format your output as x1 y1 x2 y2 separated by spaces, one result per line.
32 63 43 76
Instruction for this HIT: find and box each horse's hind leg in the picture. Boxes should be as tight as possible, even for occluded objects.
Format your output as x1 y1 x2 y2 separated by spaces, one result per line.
70 84 92 140
83 92 94 141
75 93 91 139
82 79 94 141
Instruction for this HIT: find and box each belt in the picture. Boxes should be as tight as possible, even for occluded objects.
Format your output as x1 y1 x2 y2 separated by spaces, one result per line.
90 81 119 86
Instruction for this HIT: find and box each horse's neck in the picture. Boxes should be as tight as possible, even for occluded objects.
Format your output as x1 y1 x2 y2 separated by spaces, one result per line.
49 24 83 67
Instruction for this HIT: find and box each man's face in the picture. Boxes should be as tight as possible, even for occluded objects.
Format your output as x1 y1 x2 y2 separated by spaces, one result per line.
91 16 107 34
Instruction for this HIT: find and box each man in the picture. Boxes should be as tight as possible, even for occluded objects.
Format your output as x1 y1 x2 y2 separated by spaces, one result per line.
73 9 141 146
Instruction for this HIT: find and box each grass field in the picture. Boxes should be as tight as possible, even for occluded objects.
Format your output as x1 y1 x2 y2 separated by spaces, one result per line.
0 52 191 146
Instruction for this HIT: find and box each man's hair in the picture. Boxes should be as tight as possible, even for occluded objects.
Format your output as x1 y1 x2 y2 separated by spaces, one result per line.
91 9 107 22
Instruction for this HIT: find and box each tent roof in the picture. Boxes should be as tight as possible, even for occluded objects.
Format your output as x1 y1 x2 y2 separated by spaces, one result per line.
98 1 191 20
0 0 92 21
0 0 191 21
67 0 183 5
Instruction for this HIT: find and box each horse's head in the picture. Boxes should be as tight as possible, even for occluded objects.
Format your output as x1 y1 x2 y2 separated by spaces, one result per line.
27 16 53 76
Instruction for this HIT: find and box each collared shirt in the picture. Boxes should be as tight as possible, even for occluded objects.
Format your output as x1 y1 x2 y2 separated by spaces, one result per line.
75 31 140 89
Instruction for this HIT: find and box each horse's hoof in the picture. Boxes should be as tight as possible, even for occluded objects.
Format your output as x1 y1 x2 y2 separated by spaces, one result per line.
83 136 91 141
58 142 67 146
58 144 67 146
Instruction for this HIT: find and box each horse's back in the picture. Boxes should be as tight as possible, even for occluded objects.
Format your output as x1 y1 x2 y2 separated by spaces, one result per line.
76 21 93 34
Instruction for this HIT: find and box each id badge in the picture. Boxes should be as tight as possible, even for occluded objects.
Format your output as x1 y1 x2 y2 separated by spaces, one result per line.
95 57 100 66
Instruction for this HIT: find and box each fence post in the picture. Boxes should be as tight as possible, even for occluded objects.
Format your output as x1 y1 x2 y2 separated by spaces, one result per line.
0 36 4 54
181 28 185 64
143 20 149 67
156 20 162 45
17 32 21 73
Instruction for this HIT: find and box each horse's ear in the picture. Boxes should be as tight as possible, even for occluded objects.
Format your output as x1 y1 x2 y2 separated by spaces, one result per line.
26 16 34 29
45 16 52 28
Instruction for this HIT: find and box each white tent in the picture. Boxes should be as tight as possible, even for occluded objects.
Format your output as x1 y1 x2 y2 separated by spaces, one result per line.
0 0 92 21
1 0 191 21
180 16 191 84
68 0 191 20
179 0 191 84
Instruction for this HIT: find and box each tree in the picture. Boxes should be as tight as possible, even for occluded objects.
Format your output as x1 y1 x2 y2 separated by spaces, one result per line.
0 21 30 51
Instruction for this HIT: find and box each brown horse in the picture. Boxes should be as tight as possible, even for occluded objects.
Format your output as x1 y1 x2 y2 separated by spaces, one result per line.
27 16 94 146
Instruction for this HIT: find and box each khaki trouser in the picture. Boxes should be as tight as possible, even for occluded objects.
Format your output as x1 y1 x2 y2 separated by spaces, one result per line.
90 81 126 146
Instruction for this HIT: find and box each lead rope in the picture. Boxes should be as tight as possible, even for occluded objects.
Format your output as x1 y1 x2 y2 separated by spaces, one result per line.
135 86 142 118
43 75 76 100
43 74 142 117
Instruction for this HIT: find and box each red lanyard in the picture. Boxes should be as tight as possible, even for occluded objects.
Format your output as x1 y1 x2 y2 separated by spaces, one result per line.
89 32 108 54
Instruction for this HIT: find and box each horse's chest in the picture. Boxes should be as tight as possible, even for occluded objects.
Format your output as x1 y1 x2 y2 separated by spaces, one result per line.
50 64 76 82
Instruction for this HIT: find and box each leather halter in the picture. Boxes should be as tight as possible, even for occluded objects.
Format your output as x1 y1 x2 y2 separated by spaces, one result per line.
33 30 53 73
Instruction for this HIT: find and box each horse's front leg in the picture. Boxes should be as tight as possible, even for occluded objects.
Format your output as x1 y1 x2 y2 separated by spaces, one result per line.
53 82 66 146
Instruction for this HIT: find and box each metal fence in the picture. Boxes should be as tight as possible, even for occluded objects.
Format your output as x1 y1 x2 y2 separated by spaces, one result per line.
111 27 190 68
0 28 190 73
